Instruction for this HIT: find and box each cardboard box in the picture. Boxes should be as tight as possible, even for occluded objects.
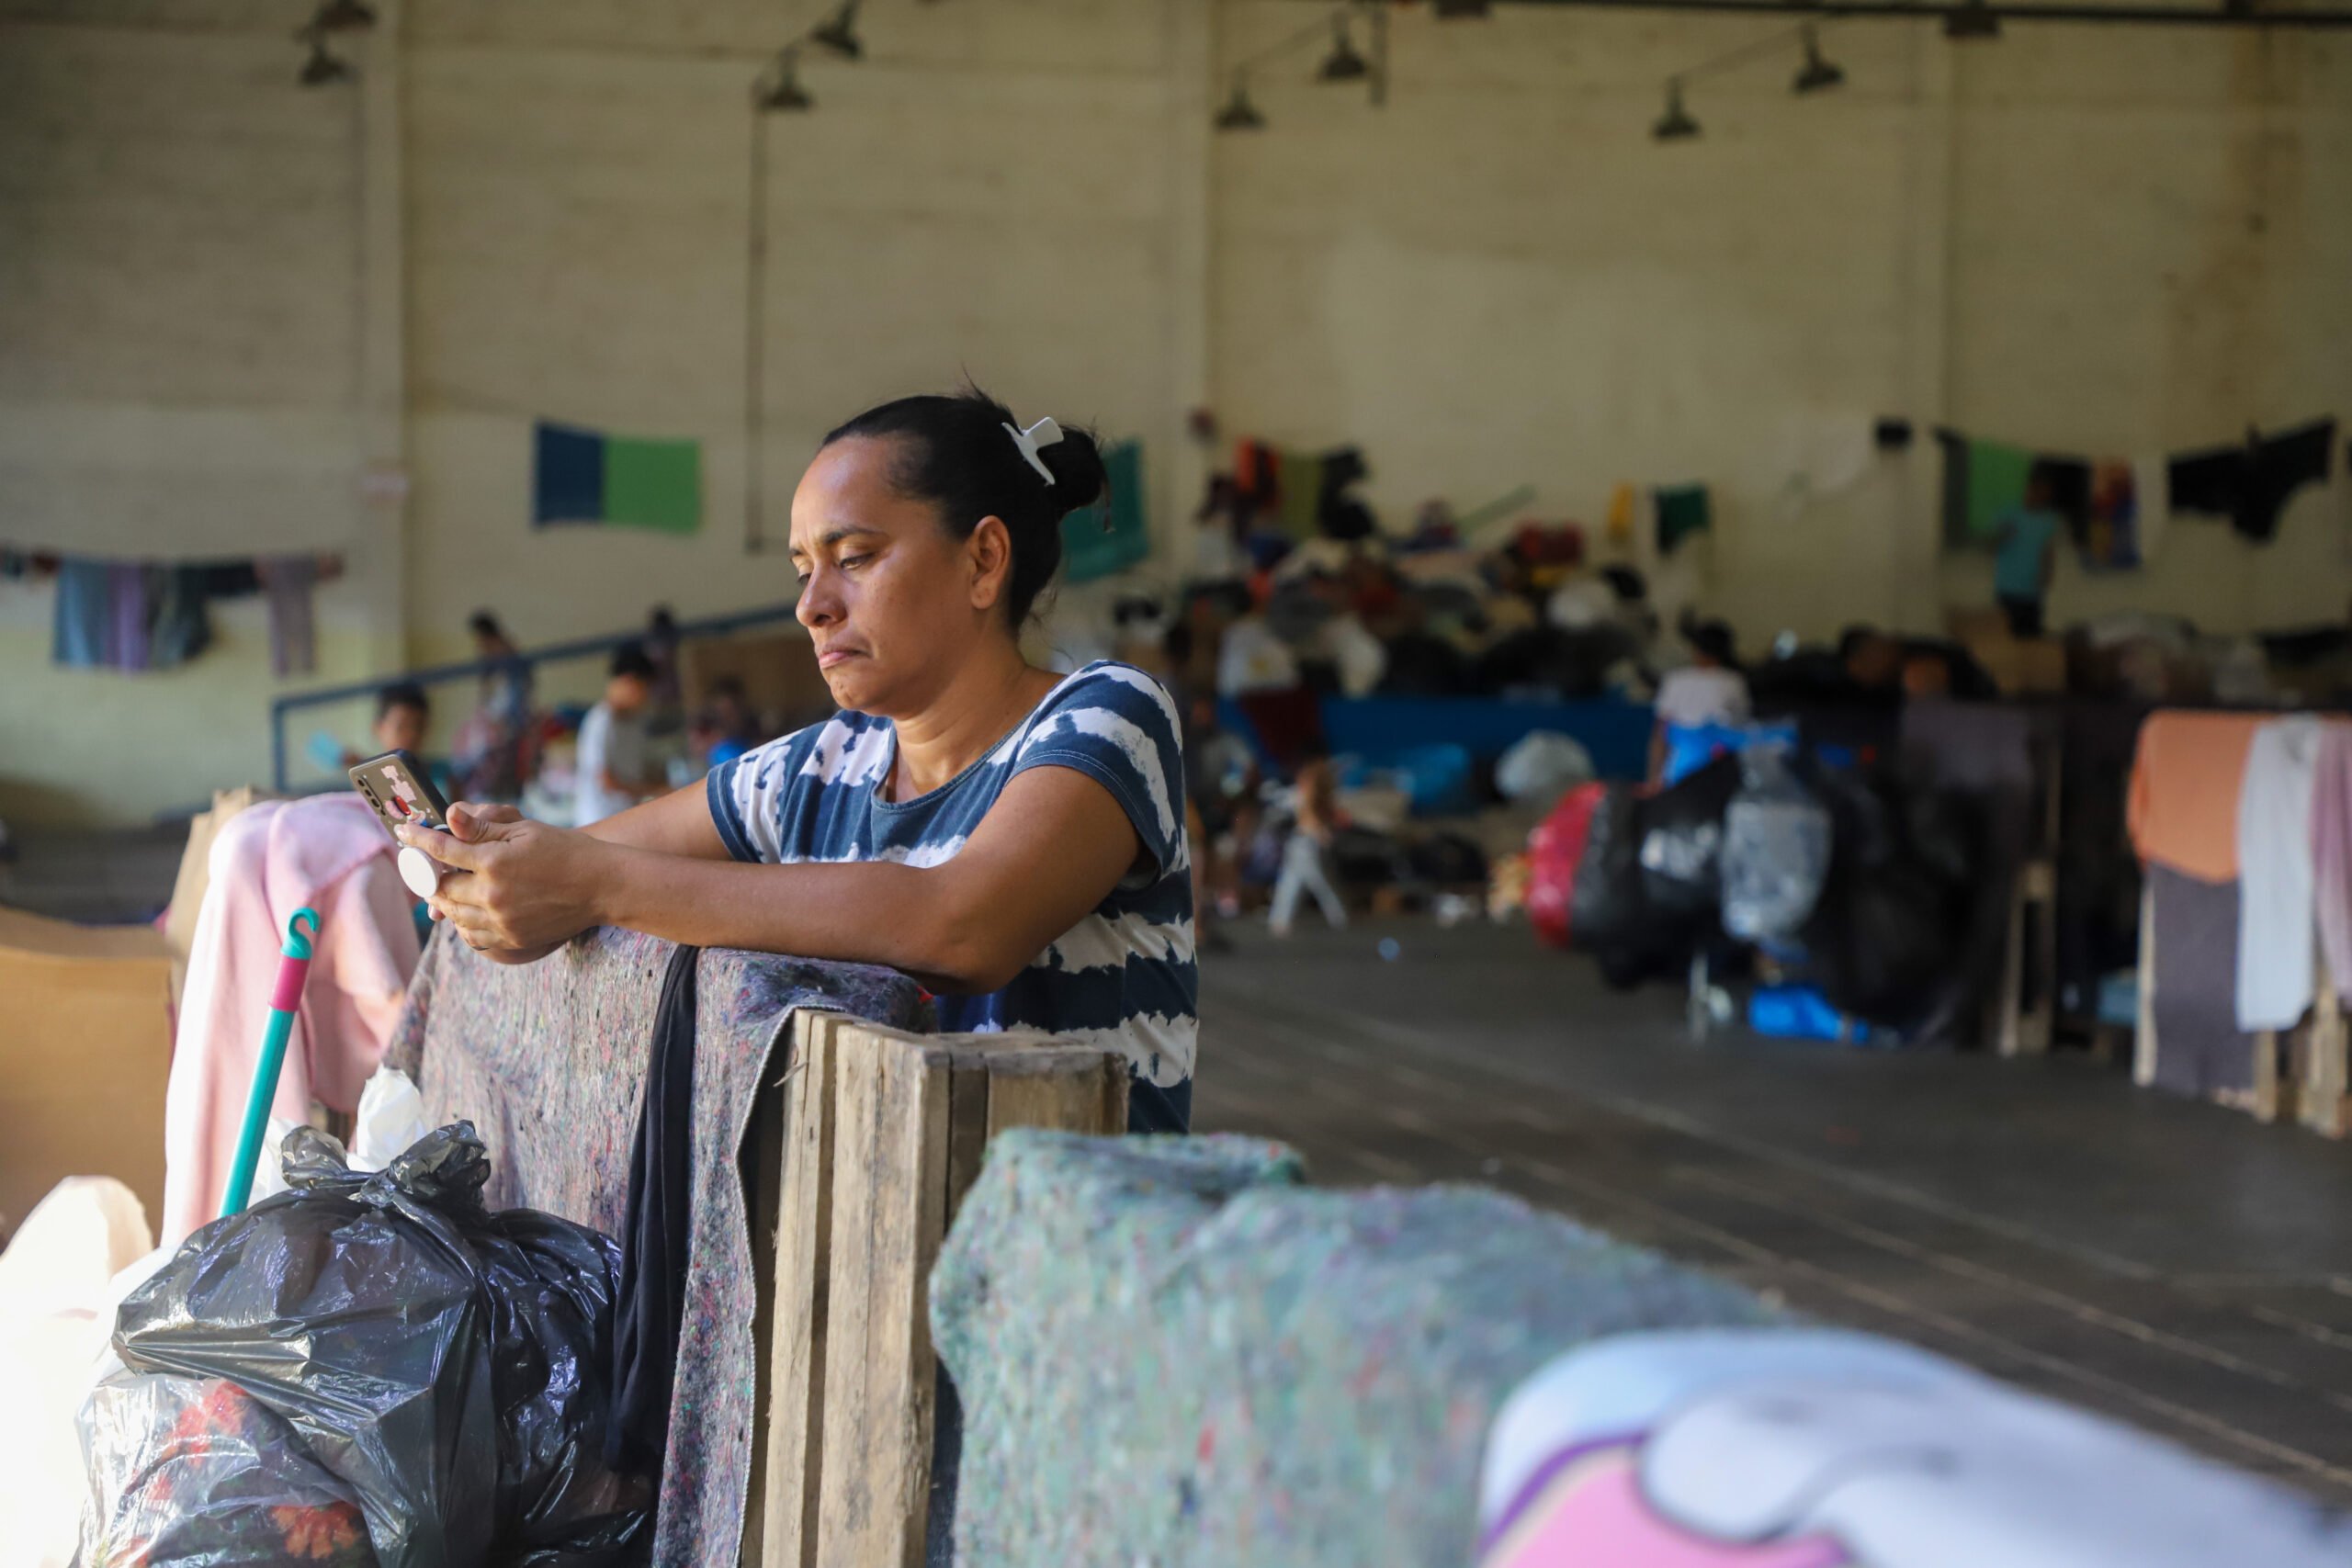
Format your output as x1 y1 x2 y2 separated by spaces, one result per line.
0 907 173 1231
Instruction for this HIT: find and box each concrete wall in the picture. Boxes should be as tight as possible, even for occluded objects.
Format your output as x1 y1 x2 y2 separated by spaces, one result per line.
2 0 2346 823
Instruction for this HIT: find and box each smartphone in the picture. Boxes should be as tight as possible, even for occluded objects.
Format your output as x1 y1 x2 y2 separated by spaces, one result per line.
348 750 452 840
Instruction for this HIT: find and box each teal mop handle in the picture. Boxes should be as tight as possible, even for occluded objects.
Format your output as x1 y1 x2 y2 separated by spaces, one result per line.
218 907 322 1219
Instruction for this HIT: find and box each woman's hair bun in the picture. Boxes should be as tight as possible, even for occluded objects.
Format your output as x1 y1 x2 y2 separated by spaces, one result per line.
1037 426 1107 516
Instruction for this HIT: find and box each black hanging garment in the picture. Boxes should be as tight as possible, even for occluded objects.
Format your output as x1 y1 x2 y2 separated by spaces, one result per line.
606 942 701 1472
2168 418 2337 543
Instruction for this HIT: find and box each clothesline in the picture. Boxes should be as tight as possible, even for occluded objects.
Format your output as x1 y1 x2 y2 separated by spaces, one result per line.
1938 415 2340 571
5 548 343 677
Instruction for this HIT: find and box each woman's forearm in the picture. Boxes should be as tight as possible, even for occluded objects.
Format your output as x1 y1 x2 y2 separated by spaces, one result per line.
593 846 989 991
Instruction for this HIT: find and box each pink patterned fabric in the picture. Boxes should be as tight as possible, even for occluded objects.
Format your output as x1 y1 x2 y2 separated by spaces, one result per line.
159 795 419 1247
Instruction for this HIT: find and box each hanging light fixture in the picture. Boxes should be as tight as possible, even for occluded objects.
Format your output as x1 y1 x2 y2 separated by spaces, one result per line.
1944 0 2002 38
299 38 353 85
1433 0 1492 16
311 0 377 31
1215 73 1267 131
1318 10 1370 83
1652 81 1698 141
756 47 813 111
1792 27 1845 93
809 0 863 60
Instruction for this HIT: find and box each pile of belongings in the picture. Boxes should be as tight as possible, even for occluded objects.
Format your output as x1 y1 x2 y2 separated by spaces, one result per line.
1566 746 1980 1029
76 1123 651 1568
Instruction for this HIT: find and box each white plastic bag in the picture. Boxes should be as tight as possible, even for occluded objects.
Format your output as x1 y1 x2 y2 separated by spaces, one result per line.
0 1178 153 1568
1496 731 1597 806
247 1066 430 1205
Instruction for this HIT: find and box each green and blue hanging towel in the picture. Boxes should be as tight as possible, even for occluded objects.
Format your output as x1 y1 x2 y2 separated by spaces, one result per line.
533 421 702 535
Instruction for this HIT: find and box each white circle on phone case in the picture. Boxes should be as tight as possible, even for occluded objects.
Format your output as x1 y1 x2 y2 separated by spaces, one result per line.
397 844 442 898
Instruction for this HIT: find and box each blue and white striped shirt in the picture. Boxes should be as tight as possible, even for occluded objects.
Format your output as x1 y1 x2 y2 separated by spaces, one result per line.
707 660 1197 1133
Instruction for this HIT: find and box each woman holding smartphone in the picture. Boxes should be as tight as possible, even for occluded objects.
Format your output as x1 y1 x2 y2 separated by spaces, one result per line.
399 389 1197 1132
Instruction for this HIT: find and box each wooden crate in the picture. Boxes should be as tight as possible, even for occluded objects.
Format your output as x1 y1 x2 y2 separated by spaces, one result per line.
744 1014 1127 1568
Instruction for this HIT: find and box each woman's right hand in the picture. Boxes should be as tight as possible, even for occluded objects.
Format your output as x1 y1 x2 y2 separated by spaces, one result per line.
414 801 576 964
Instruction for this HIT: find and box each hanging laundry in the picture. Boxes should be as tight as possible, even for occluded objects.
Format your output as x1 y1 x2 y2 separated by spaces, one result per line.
2168 418 2337 543
1233 439 1281 513
1604 482 1636 546
1061 438 1149 584
2127 710 2263 884
2235 716 2323 1032
2311 724 2352 1004
2079 461 2145 570
149 565 214 669
201 560 264 599
258 555 319 678
1274 449 1325 541
1654 485 1711 555
1935 432 2034 550
51 558 116 669
532 420 704 534
2036 456 2092 537
109 562 153 672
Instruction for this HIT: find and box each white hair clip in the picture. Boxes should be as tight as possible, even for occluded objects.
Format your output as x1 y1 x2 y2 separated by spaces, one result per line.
1003 416 1064 484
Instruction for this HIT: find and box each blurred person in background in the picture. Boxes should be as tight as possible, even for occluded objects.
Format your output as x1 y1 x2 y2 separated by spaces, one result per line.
693 674 759 769
1270 747 1347 938
1993 467 2064 638
574 642 663 828
345 681 430 769
453 611 534 801
1649 616 1749 782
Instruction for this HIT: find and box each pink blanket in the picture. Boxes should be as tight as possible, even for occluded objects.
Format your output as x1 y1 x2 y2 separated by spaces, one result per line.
159 794 421 1247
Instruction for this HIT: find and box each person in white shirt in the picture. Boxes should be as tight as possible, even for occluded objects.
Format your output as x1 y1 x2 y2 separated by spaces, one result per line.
1650 616 1751 782
574 642 662 827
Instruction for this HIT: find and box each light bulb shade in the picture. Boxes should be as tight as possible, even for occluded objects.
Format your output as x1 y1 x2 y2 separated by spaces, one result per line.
299 40 352 85
313 0 376 31
1215 81 1266 131
1318 17 1369 82
1652 85 1698 141
1793 32 1845 93
810 1 862 59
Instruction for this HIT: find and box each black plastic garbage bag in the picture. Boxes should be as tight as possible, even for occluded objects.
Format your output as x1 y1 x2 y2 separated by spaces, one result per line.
77 1370 380 1568
110 1123 651 1568
1795 767 1978 1029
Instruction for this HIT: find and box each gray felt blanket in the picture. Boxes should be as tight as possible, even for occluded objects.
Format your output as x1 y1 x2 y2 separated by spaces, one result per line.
931 1131 1781 1567
384 926 928 1567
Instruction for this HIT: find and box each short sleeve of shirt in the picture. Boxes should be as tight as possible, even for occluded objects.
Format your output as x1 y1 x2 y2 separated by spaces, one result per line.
706 723 824 863
1008 665 1188 880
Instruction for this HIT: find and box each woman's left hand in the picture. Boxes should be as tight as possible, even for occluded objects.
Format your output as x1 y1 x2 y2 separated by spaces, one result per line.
397 802 611 961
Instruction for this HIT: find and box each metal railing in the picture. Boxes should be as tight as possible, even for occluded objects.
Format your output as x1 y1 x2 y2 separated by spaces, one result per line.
268 601 803 791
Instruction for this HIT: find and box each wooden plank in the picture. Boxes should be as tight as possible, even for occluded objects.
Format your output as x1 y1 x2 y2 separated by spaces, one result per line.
2303 953 2347 1138
815 1021 952 1568
758 1012 840 1568
944 1061 991 1224
2251 1029 2282 1123
984 1050 1125 1140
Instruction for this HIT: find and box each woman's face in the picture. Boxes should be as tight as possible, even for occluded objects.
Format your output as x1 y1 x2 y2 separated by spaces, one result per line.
788 436 1012 716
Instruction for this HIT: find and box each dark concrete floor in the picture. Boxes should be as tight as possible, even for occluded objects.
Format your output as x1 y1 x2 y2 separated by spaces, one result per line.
1193 919 2352 1506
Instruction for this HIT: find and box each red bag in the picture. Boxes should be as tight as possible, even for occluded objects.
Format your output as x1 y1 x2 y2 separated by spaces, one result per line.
1527 782 1607 949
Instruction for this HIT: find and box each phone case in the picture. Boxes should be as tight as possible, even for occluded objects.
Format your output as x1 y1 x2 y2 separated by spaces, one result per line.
348 751 450 838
